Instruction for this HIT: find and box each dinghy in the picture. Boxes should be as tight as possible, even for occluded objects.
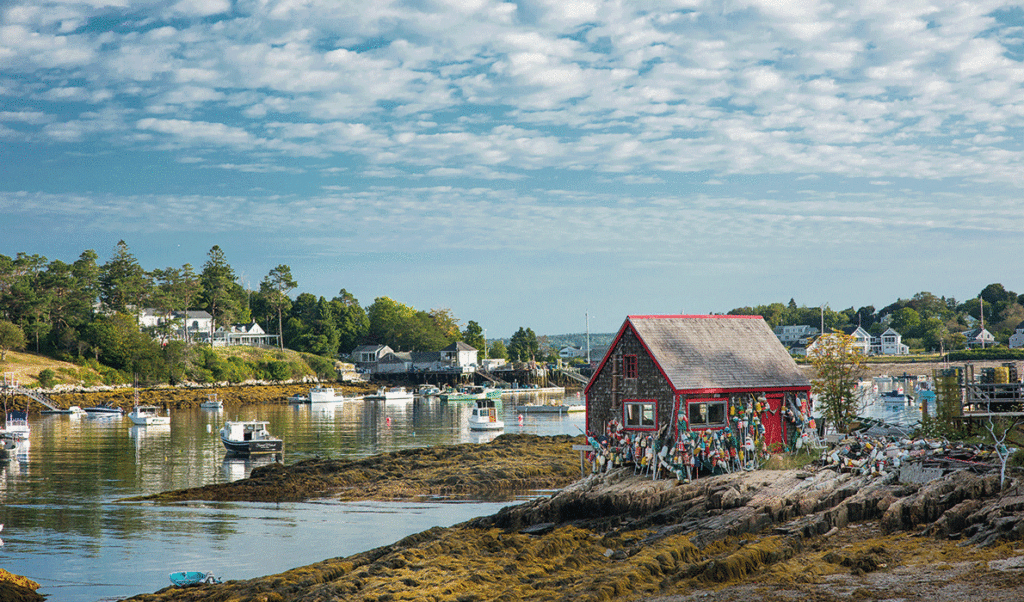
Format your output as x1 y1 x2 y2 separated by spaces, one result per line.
169 571 221 587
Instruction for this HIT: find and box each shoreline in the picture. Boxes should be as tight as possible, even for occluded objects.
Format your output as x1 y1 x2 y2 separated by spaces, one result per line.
115 435 1024 602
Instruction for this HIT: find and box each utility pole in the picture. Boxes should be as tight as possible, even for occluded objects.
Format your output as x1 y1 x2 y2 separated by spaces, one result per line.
586 311 591 365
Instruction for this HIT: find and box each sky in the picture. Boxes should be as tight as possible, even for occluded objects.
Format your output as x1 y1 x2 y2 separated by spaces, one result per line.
2 1 1023 338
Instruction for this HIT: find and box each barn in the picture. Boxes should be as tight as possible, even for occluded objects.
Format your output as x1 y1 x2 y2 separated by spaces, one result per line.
584 315 812 467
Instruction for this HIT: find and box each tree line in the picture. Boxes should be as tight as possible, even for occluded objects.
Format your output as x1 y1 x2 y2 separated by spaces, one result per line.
0 242 546 383
727 284 1024 351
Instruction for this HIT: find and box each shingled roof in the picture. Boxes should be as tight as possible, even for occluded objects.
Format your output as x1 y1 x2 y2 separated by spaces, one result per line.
620 315 809 392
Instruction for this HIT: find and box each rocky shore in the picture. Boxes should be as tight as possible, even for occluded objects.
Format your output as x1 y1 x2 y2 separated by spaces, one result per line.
114 433 1024 602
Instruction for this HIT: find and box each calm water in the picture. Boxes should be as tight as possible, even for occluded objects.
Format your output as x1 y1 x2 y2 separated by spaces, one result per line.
0 391 585 602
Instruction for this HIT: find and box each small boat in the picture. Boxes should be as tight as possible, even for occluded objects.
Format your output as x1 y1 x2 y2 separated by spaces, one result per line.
41 405 85 415
1 411 30 441
468 398 504 431
84 405 124 415
309 386 353 403
169 571 221 587
220 421 283 456
441 385 501 403
518 404 586 414
366 387 414 402
879 390 910 405
417 384 441 397
128 405 170 426
199 394 223 410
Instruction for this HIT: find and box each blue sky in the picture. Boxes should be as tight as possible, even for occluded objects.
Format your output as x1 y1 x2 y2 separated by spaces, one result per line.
2 1 1023 338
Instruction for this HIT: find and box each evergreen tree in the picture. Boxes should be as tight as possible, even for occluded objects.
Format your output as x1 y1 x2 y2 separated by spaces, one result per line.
99 241 149 316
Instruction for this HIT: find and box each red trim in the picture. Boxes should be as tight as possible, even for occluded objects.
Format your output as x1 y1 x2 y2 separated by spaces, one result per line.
627 314 763 320
675 386 810 396
622 398 658 431
583 319 633 397
684 397 729 430
623 354 638 379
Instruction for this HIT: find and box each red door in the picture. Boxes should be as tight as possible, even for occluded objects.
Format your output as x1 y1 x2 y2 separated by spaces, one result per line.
763 393 784 448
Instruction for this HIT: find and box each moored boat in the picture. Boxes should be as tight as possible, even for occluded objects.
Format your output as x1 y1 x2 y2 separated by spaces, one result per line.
128 405 170 426
468 398 504 430
441 385 500 403
1 411 30 441
417 384 441 397
219 421 283 455
84 405 124 415
199 394 223 410
366 387 414 402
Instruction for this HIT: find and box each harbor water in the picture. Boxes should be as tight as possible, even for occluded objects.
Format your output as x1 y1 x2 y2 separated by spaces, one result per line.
0 391 585 602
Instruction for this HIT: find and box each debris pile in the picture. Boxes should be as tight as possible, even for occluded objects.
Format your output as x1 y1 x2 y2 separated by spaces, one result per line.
822 431 1012 482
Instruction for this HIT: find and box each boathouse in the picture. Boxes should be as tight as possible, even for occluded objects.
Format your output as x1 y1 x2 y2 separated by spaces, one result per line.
584 315 812 450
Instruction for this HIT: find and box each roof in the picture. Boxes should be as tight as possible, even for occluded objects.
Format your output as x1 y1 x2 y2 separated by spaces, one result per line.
587 315 810 394
442 341 477 352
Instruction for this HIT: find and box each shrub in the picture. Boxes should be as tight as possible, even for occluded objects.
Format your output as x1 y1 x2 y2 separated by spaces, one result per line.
37 369 56 388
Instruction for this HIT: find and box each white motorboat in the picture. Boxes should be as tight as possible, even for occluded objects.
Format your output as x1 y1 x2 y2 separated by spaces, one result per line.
366 387 414 402
0 411 30 441
220 421 283 455
289 386 358 403
128 405 170 426
199 394 223 410
417 384 441 397
468 399 504 431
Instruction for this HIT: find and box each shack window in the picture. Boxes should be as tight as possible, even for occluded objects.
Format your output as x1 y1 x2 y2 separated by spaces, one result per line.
687 398 727 428
623 354 638 379
623 400 656 429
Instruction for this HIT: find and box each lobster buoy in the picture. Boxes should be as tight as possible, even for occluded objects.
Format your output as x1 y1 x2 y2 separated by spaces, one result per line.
518 414 524 426
386 416 391 426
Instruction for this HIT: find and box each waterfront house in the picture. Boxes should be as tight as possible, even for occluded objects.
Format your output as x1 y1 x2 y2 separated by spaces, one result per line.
559 346 586 359
377 351 414 373
1009 322 1024 349
440 341 479 371
872 327 909 355
351 344 394 372
963 327 996 349
843 326 873 355
196 321 279 347
773 324 820 346
584 315 811 449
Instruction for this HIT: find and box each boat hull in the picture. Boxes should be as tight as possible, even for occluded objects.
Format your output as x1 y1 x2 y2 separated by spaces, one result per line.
468 420 505 431
220 435 283 456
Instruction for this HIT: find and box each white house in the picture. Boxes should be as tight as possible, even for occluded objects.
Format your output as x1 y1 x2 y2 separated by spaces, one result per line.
1009 322 1024 349
196 321 279 347
139 308 215 342
843 326 873 355
873 328 909 355
963 327 996 348
351 344 394 371
774 324 820 346
558 346 586 359
440 341 478 370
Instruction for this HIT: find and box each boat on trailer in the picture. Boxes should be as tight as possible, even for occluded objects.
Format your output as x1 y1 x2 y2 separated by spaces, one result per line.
220 421 283 455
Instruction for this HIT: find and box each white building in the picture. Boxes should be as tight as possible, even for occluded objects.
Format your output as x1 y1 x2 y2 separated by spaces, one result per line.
873 328 909 355
558 346 586 359
1009 322 1024 349
774 324 820 346
963 327 996 348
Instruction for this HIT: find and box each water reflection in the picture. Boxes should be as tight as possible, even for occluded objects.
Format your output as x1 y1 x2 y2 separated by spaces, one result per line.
0 390 586 602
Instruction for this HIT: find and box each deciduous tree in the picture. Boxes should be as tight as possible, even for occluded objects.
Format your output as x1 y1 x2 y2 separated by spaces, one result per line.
0 320 26 361
808 331 866 433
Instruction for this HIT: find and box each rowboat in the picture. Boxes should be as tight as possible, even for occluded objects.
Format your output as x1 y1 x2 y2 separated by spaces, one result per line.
169 571 221 587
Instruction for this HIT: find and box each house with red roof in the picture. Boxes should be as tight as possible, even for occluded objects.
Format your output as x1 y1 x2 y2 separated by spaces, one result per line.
584 315 812 452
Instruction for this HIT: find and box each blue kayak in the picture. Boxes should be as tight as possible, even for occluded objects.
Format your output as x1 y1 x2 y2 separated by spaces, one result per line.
169 571 221 587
